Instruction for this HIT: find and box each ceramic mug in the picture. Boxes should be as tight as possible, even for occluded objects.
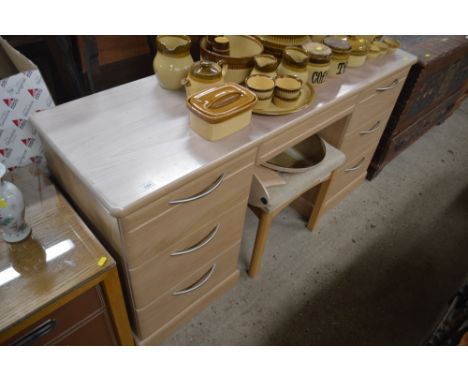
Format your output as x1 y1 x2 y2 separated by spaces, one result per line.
273 75 302 108
245 74 275 109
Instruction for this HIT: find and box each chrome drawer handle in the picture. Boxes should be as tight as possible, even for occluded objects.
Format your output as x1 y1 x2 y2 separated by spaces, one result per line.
171 224 220 256
344 157 366 173
169 173 225 205
173 264 216 296
360 121 381 135
376 79 400 92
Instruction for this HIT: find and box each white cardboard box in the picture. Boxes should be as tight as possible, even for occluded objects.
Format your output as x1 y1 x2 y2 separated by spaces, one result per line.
0 37 54 171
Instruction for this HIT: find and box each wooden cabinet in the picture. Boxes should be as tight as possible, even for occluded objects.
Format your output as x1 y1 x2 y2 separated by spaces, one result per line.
32 48 416 344
0 166 133 346
368 35 468 179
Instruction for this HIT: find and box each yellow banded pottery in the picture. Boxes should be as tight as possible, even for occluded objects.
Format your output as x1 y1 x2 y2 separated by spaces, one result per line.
200 35 264 84
347 36 369 67
245 74 275 109
153 35 193 90
250 54 279 79
368 43 381 59
257 35 311 59
186 83 257 141
373 41 389 56
303 42 332 86
273 75 303 108
277 46 309 86
182 61 227 97
212 36 230 55
383 37 400 52
323 37 352 76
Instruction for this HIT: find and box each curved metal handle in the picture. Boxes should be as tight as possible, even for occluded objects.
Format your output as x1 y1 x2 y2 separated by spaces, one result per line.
173 264 216 296
360 121 381 135
376 79 400 92
344 157 366 173
169 173 225 205
171 224 220 256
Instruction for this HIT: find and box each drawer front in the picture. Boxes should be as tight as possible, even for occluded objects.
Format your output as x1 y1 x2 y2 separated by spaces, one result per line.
340 108 394 160
122 149 255 231
326 146 375 199
129 202 247 309
121 152 255 267
257 96 356 164
347 69 408 135
3 286 104 346
323 172 367 213
135 242 240 338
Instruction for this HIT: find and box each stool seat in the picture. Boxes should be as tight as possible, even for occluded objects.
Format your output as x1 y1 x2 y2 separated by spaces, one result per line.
247 137 346 278
261 141 345 212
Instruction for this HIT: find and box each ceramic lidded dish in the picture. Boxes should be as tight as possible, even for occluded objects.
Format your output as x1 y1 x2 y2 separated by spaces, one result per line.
186 83 257 141
262 134 326 173
273 75 303 108
347 36 369 67
257 36 311 59
183 61 227 97
303 42 332 86
245 74 275 109
200 35 264 84
323 37 352 76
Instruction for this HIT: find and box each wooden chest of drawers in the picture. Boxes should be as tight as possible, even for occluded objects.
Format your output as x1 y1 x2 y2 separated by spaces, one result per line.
368 35 468 179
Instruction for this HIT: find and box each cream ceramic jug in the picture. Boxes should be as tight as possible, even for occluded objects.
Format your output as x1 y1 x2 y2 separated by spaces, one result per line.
153 35 193 90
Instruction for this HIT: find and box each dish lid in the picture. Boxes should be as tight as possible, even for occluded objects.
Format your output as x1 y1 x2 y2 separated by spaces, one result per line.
303 42 332 63
190 61 223 81
187 83 257 123
282 46 309 68
323 37 352 54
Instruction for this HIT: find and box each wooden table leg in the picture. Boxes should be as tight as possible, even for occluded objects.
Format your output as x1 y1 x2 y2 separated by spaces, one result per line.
248 212 274 278
101 266 134 345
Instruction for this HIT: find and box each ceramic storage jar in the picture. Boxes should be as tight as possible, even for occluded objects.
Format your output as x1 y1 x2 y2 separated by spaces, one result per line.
368 43 381 59
304 42 332 86
277 47 309 86
323 37 352 76
153 35 193 90
183 61 226 97
347 36 369 67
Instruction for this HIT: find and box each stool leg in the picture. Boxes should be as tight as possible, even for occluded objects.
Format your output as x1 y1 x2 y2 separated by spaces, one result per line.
248 212 274 278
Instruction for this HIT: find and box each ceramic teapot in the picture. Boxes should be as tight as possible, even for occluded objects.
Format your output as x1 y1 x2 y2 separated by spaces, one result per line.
182 61 228 97
153 35 193 90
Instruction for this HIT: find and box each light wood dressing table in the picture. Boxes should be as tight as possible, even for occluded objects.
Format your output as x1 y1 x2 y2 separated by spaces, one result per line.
31 49 417 345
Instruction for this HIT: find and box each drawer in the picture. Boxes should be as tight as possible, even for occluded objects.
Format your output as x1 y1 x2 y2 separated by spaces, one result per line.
347 69 408 135
326 146 375 199
257 96 356 164
340 108 394 160
135 242 240 338
51 311 117 345
3 286 104 345
121 150 255 267
129 202 247 309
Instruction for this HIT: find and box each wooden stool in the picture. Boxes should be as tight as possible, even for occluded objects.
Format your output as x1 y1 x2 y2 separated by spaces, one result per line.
247 139 345 278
